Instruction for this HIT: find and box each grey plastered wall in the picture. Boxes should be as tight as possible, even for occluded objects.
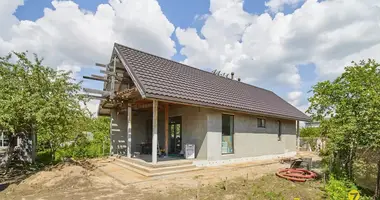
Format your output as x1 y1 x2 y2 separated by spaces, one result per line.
205 109 297 160
110 104 208 158
169 105 208 159
110 110 128 155
206 109 222 161
130 110 151 153
129 110 166 153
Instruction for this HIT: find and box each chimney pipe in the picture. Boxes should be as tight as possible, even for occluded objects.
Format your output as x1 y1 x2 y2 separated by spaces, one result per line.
238 78 241 82
231 72 234 80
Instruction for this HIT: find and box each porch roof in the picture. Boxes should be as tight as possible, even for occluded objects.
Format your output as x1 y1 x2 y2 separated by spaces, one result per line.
113 43 310 121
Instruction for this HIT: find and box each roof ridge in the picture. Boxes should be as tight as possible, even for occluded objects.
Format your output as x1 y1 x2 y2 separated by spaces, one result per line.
114 43 273 93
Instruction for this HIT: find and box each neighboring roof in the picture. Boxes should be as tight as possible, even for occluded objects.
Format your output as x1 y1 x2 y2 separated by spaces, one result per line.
114 43 310 121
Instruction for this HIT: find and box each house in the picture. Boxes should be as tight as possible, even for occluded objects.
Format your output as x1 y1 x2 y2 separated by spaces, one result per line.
87 43 310 166
305 121 320 128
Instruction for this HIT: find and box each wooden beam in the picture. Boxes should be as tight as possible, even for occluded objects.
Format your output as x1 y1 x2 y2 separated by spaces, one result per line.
152 100 158 164
100 69 126 74
91 74 106 79
83 75 107 82
85 94 107 100
83 88 111 96
96 63 107 68
164 103 169 156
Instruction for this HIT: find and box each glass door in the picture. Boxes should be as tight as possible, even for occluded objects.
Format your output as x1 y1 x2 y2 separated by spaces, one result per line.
222 114 234 154
169 116 182 154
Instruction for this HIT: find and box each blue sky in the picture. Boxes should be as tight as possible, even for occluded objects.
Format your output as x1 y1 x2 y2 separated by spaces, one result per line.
5 0 380 114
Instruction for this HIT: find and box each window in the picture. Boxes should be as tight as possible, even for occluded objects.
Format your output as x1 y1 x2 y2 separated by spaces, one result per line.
257 118 266 128
0 132 8 147
222 114 234 154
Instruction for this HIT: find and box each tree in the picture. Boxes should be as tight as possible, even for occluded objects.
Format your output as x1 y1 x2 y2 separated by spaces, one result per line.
0 52 88 171
89 116 111 156
307 59 380 198
300 127 321 138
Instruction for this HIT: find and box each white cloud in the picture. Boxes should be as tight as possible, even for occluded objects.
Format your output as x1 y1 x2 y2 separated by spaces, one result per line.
0 0 175 67
83 99 101 117
57 64 81 79
265 0 304 13
0 0 176 115
287 91 302 106
176 0 380 90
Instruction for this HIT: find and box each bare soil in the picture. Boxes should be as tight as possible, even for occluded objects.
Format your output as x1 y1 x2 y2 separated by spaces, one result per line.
0 153 325 200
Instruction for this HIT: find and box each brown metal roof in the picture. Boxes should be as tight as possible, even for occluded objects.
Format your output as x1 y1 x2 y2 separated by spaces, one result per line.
114 43 310 121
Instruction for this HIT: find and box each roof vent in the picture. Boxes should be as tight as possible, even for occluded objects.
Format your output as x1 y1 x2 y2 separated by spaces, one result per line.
231 72 234 80
238 78 241 82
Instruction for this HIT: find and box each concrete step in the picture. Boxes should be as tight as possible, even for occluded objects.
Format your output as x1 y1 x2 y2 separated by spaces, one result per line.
110 157 202 177
114 157 196 173
120 156 194 168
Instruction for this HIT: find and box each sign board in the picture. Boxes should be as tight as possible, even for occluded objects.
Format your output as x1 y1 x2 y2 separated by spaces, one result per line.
348 190 360 200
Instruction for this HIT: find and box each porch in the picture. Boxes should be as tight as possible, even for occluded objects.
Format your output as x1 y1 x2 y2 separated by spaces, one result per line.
109 97 206 165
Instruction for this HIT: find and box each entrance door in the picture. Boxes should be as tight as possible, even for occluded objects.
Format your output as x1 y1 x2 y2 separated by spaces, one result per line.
169 116 182 154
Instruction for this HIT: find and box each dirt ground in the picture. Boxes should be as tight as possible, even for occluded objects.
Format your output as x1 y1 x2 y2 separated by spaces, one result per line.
0 152 324 200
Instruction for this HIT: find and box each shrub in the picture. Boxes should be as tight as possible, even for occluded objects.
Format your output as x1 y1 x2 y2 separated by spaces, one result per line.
325 176 357 200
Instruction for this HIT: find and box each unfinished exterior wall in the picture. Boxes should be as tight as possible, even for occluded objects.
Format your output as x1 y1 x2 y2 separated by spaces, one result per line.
169 105 208 159
205 109 296 161
110 103 296 162
110 110 128 155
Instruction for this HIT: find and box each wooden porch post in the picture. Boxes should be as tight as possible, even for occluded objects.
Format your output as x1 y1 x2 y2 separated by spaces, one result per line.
164 104 169 156
152 100 158 164
127 103 132 158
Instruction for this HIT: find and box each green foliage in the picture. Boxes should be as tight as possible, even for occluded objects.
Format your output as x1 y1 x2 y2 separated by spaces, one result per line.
300 127 321 138
55 116 110 160
0 52 89 162
325 176 357 200
307 59 380 181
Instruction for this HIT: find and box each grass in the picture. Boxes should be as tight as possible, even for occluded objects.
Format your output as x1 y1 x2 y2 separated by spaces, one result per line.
146 174 325 200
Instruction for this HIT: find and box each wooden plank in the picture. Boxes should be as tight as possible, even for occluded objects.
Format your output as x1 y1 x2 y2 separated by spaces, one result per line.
96 63 107 68
83 75 107 82
85 94 107 100
83 88 111 96
100 69 126 75
152 100 158 164
91 74 106 79
164 104 169 155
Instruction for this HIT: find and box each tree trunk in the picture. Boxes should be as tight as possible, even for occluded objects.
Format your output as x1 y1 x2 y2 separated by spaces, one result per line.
375 159 380 200
49 141 55 163
31 131 36 163
348 147 355 180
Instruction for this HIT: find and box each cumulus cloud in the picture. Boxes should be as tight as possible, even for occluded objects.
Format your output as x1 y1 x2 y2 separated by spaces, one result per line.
287 91 302 106
0 0 176 115
0 0 176 67
265 0 304 13
176 0 380 90
57 64 81 80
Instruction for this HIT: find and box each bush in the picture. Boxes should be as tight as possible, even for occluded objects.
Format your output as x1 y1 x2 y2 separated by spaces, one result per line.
325 176 357 200
325 176 374 200
300 127 321 138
